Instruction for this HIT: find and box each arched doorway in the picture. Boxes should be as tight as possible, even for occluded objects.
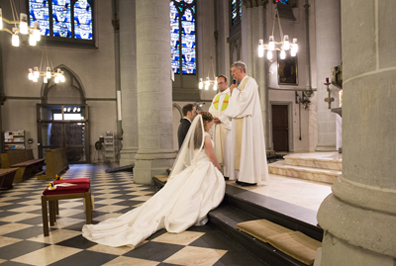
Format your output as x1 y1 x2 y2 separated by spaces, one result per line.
37 65 90 163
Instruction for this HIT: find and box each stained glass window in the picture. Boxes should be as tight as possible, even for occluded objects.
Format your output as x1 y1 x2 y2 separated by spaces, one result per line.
170 0 196 74
274 0 289 4
29 0 93 41
231 0 242 26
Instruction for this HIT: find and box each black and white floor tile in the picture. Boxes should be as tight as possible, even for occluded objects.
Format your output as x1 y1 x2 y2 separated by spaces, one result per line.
0 164 264 266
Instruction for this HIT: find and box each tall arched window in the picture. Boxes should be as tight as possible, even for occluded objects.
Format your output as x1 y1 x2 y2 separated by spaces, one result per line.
29 0 94 45
170 0 196 75
231 0 242 26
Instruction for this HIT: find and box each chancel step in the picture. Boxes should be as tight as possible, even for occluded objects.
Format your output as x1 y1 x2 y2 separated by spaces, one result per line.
268 160 341 184
208 185 323 266
283 152 342 171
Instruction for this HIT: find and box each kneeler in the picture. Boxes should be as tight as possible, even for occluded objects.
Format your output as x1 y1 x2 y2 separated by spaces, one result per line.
41 178 92 236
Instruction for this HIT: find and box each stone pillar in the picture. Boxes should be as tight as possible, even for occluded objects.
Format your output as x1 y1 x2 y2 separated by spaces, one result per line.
317 1 396 265
119 0 139 166
134 0 177 184
314 0 341 151
241 3 269 148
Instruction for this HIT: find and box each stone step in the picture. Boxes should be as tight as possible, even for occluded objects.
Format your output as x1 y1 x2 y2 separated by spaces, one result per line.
283 152 342 171
208 185 323 266
268 160 341 184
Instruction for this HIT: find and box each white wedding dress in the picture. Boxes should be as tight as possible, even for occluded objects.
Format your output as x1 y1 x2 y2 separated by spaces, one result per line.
82 118 225 247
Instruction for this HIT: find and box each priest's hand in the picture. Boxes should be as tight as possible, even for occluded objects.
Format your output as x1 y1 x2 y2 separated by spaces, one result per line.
229 84 238 94
214 117 221 124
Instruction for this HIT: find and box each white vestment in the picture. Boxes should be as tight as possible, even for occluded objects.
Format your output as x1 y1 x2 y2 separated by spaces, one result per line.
209 88 235 180
224 75 269 184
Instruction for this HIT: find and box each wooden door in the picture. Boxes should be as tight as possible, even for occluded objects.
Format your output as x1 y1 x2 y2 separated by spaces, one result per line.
272 105 289 152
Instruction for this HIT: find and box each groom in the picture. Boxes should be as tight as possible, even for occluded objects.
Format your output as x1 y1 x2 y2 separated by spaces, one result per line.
177 104 197 149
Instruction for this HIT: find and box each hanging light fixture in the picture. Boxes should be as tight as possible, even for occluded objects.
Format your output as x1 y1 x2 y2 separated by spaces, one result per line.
258 8 298 60
27 49 66 84
198 56 218 91
0 1 42 47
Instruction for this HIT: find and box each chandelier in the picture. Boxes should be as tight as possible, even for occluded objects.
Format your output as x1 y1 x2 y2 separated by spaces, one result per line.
198 56 217 91
0 2 41 47
258 8 298 60
27 50 66 84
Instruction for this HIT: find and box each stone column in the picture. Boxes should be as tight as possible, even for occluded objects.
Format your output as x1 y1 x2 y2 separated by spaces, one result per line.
134 0 177 184
317 1 396 265
241 3 269 148
119 0 139 166
314 0 341 151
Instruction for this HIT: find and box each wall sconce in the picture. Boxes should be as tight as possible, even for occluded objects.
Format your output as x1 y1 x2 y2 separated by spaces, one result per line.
295 91 311 110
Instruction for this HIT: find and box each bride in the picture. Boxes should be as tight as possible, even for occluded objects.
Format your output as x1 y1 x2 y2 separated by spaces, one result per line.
82 111 226 247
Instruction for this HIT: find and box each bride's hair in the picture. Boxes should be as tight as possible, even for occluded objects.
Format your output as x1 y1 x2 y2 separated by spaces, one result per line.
193 112 213 149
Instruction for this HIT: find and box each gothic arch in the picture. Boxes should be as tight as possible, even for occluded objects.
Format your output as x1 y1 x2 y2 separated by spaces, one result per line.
41 64 86 104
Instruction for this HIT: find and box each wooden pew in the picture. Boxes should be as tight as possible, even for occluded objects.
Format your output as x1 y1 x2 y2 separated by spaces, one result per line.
1 150 45 182
0 168 19 190
37 148 69 180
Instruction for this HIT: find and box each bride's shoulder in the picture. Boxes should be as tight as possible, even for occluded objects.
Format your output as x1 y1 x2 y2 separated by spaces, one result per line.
204 132 211 137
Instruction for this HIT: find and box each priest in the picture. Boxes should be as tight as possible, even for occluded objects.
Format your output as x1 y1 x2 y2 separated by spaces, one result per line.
221 61 269 186
209 75 234 180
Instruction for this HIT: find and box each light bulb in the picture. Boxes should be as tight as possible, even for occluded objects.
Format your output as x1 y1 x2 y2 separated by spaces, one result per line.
292 38 298 54
43 77 48 83
33 77 38 82
28 68 33 80
258 39 264 58
267 50 273 60
280 50 286 60
34 21 41 41
198 78 203 89
34 67 39 79
12 33 20 47
46 67 51 79
205 77 210 87
29 33 37 46
213 83 217 91
283 35 290 50
291 48 297 57
60 71 65 82
19 13 28 35
205 85 209 91
55 76 59 83
269 36 275 51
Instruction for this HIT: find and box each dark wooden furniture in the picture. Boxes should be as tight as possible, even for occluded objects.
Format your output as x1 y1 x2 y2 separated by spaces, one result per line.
1 149 45 182
0 168 19 190
41 178 92 236
37 148 69 180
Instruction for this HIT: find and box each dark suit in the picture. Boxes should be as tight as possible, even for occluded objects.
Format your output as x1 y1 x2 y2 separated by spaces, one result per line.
177 118 191 149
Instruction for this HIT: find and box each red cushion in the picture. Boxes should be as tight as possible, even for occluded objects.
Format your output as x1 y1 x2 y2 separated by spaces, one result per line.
43 183 90 195
53 178 90 185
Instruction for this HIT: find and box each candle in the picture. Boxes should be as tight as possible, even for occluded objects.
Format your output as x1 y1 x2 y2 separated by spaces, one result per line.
326 77 329 83
339 90 343 107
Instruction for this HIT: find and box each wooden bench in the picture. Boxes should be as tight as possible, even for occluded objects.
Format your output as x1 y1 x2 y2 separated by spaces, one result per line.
0 168 19 190
37 148 69 180
41 178 92 236
1 149 45 182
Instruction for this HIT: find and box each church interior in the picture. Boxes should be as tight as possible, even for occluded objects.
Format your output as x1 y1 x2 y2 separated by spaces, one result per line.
0 0 395 265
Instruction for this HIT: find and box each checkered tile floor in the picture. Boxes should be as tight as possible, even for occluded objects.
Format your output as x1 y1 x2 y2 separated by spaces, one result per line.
0 164 264 266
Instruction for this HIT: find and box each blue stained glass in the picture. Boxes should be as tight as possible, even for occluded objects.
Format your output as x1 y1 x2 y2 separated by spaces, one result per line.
74 0 93 40
29 1 50 36
52 0 71 38
275 0 289 4
170 0 196 75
